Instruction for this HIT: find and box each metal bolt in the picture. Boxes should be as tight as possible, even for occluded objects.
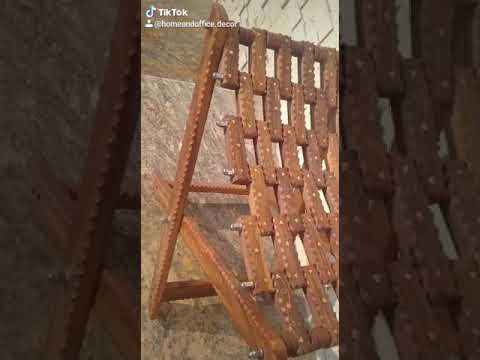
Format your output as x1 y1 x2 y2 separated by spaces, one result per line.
212 72 224 81
216 120 228 128
230 223 243 231
327 253 336 264
223 168 235 176
48 271 66 283
240 281 255 289
248 350 264 359
372 273 382 283
159 216 169 224
254 294 264 302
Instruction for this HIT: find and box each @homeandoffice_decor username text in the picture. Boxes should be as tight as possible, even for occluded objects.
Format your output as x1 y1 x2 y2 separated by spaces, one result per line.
148 19 238 28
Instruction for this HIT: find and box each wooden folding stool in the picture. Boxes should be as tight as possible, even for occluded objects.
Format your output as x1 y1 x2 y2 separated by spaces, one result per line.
30 1 140 359
148 4 339 359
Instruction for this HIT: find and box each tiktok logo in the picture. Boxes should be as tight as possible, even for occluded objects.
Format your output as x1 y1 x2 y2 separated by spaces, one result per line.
145 5 156 28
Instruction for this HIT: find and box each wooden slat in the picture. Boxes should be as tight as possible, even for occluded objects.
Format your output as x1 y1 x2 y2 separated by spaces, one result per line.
162 280 217 301
312 90 329 149
356 0 403 94
248 166 274 235
412 0 454 101
224 116 251 185
272 215 306 289
250 28 267 95
276 35 293 99
281 125 303 187
237 72 258 138
302 171 330 231
301 213 336 283
445 161 480 256
354 262 393 307
324 171 338 217
341 268 380 358
275 168 304 234
291 84 308 145
321 48 338 110
391 164 457 299
305 130 326 189
343 47 392 194
300 42 316 104
273 273 311 355
326 133 339 180
264 77 283 142
390 260 456 358
400 60 446 199
239 216 274 295
456 259 480 356
304 267 338 347
166 180 248 195
450 67 480 163
218 27 240 89
255 121 277 185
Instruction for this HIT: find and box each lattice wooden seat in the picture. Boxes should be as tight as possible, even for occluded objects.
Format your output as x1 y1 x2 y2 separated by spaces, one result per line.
340 1 480 359
149 4 339 358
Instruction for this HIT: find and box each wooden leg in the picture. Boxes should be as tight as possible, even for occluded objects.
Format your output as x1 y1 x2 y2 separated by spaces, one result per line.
39 5 141 355
31 161 140 360
148 4 230 319
164 179 248 195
